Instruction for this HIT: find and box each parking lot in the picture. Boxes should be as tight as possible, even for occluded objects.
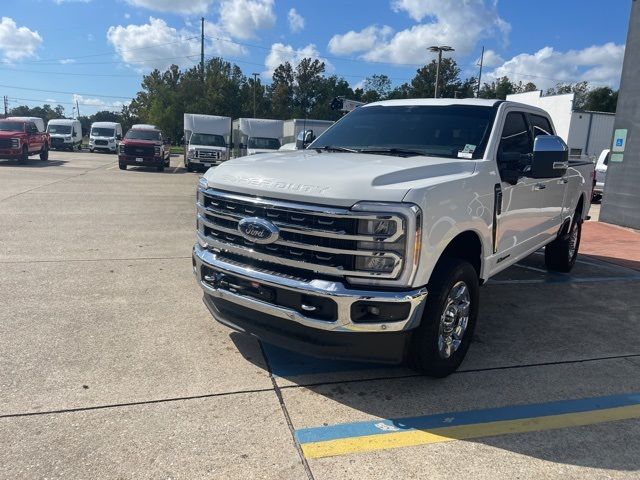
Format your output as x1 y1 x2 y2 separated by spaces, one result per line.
1 150 640 479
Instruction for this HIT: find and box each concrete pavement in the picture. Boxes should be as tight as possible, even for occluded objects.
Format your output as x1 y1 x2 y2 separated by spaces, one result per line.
1 151 639 479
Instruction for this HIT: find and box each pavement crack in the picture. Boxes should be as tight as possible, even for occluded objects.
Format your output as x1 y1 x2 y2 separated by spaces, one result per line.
259 341 316 480
0 387 275 420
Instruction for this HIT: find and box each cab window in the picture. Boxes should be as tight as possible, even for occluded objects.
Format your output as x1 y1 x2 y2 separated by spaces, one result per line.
530 114 554 137
498 112 532 156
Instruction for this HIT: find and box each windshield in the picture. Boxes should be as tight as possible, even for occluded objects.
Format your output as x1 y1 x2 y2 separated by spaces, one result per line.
309 105 496 159
125 129 160 141
0 122 25 132
248 137 280 150
92 127 115 137
48 125 72 134
190 133 225 147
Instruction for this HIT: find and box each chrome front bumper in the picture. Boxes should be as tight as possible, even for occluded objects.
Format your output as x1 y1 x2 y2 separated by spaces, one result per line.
192 244 428 333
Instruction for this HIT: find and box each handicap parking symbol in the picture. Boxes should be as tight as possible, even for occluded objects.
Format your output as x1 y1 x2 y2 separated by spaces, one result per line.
616 138 624 147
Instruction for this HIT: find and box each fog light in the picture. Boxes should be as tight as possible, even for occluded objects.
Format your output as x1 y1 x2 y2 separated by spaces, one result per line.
351 301 411 323
355 255 396 273
358 219 396 236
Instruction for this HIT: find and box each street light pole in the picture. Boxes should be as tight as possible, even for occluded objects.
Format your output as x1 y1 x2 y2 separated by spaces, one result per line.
428 46 454 98
251 72 259 118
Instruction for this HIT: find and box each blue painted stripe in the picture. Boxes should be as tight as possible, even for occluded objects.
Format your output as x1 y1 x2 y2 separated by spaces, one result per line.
295 393 640 444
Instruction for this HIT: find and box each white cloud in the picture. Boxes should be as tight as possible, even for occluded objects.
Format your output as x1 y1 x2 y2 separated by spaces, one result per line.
485 43 625 89
218 0 276 40
329 0 509 64
53 0 91 4
328 26 393 55
287 8 305 33
59 58 76 64
124 0 213 15
478 49 504 68
73 94 128 110
107 17 245 71
264 43 332 77
124 13 131 19
0 17 43 62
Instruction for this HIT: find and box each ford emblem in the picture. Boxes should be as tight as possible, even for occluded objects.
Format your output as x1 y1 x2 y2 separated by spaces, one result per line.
237 217 279 244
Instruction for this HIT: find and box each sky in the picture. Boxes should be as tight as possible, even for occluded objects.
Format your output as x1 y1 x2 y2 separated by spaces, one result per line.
0 0 632 116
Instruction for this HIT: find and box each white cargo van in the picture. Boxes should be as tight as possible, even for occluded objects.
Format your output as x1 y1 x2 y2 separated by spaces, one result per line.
47 119 82 151
232 118 283 157
89 122 123 153
184 114 231 172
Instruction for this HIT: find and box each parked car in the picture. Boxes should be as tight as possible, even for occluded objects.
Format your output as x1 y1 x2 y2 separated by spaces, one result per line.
184 114 231 172
118 124 170 171
193 99 595 377
593 148 609 202
0 118 50 163
90 121 123 153
47 119 82 151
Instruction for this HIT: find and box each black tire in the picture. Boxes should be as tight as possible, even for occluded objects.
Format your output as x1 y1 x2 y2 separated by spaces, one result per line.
40 143 49 161
19 146 29 164
89 148 94 153
118 162 127 170
157 165 165 172
545 216 582 273
409 258 479 378
186 160 194 172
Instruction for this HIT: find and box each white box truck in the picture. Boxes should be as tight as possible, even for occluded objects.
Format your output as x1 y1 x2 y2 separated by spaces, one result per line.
281 119 334 150
46 119 83 151
184 114 232 172
89 121 123 153
232 118 283 157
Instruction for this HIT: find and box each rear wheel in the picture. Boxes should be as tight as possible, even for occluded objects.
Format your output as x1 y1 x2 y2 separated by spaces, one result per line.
40 143 49 161
186 159 194 172
409 258 479 377
545 216 582 272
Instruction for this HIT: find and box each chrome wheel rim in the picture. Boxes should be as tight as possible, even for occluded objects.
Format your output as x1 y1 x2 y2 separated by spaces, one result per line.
568 221 579 260
438 281 471 359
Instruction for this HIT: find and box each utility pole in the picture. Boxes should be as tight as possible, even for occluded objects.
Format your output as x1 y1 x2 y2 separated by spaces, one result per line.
76 99 80 119
200 17 205 82
476 46 485 98
3 96 7 118
428 45 454 98
252 72 259 118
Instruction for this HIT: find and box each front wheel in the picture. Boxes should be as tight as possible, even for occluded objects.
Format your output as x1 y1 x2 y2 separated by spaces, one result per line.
40 144 49 161
118 162 127 170
409 258 479 378
545 217 582 272
20 146 29 164
157 165 165 172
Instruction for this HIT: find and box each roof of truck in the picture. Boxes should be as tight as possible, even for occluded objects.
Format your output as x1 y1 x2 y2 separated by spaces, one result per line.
131 123 159 130
48 118 78 125
92 121 121 127
366 99 503 108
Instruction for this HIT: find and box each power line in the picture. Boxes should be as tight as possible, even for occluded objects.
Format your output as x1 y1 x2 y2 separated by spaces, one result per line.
0 84 132 99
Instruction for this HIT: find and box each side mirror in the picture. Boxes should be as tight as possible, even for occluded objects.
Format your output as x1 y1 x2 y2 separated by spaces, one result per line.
531 135 568 179
116 134 122 140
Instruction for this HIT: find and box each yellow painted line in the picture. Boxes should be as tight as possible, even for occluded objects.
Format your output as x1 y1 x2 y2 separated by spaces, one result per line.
301 404 640 459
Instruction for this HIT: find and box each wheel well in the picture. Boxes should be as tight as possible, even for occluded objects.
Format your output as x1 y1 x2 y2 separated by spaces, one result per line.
575 195 585 219
439 231 482 278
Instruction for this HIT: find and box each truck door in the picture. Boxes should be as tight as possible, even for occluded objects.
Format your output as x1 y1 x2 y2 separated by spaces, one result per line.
27 123 42 153
529 114 567 239
495 111 547 258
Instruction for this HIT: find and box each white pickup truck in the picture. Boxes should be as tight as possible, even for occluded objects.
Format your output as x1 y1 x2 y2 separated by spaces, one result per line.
193 99 594 377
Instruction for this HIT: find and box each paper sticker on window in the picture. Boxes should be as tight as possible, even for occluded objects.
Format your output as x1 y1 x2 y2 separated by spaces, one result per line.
462 144 476 153
457 151 473 159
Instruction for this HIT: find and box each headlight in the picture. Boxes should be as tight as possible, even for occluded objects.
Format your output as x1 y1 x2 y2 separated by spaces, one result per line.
348 202 422 287
65 135 72 141
154 145 161 155
118 144 125 154
108 138 115 143
11 138 20 148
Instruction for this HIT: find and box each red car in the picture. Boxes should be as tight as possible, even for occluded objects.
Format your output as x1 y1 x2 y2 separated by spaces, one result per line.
118 124 171 172
0 119 50 163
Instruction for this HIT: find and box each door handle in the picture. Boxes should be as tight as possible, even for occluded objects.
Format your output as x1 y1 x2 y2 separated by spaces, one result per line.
534 183 546 190
561 178 568 184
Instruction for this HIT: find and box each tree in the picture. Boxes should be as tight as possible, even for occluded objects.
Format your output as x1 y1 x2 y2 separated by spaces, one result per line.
270 62 295 119
9 104 66 123
361 74 392 102
581 86 618 113
411 58 462 98
293 58 326 117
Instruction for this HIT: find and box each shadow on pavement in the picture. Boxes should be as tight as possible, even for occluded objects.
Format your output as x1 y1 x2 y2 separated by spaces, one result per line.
0 159 67 168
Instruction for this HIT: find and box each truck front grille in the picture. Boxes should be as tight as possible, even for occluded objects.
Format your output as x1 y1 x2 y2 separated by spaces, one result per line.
196 189 407 281
95 140 108 146
124 145 154 156
0 139 12 149
51 137 64 145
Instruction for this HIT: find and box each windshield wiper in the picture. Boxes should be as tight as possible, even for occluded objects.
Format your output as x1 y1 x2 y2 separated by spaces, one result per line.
358 147 429 157
314 145 360 153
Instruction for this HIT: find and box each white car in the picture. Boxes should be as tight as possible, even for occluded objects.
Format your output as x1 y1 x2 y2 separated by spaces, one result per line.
593 148 609 200
193 99 594 377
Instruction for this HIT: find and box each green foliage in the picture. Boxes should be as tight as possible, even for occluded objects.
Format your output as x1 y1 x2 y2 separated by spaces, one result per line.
9 104 66 123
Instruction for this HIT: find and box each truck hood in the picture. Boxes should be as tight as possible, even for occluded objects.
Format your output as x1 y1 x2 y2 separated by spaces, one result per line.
0 131 24 137
122 139 160 146
204 150 476 207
